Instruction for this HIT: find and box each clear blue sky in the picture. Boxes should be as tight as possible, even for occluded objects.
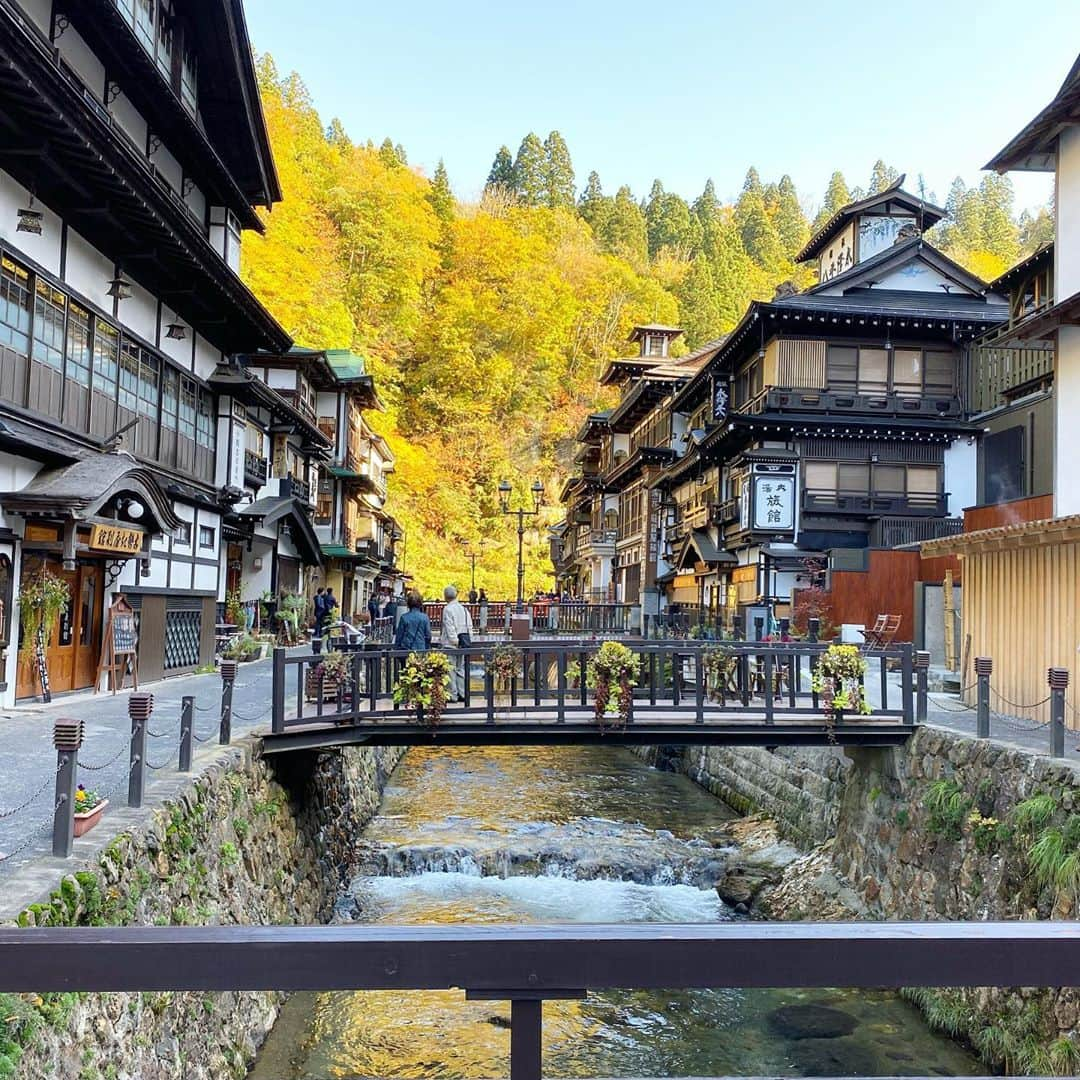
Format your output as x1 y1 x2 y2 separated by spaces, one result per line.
245 0 1079 214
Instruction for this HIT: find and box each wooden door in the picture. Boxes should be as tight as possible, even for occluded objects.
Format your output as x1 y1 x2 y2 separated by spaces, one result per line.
73 564 102 689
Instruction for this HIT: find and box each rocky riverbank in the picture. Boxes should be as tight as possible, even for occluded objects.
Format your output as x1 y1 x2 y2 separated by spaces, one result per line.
1 740 404 1080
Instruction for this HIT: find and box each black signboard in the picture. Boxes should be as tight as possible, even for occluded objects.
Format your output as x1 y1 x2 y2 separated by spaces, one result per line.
112 612 137 655
711 375 729 423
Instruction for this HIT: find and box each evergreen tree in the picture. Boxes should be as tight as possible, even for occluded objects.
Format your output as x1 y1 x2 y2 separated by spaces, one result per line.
735 189 786 272
326 118 351 150
774 174 808 257
1019 204 1055 253
693 179 720 223
394 143 408 165
979 174 1020 265
379 137 402 168
543 130 575 209
427 159 454 224
578 171 610 234
868 159 901 194
813 171 851 230
600 185 649 266
677 255 722 347
762 181 780 214
646 190 701 258
513 133 546 206
486 146 516 192
742 166 762 196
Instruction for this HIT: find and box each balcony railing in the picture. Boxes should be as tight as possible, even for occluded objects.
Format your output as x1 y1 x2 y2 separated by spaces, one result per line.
743 387 963 420
969 342 1054 414
282 476 313 505
870 515 964 548
712 498 739 526
243 450 268 488
802 489 948 517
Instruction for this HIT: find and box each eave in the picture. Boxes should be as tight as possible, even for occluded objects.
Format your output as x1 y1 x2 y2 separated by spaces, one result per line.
728 413 976 440
992 287 1080 345
0 12 290 353
922 514 1080 555
603 446 676 491
607 378 682 433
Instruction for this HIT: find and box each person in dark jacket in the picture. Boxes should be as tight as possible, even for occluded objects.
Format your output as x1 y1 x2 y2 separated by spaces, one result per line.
394 591 431 652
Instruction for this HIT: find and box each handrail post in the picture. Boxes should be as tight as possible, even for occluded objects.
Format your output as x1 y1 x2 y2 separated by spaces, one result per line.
219 660 237 745
763 650 774 725
179 695 194 772
1049 667 1069 758
52 718 83 858
914 650 930 725
695 645 705 723
975 656 992 739
900 642 914 726
556 649 566 723
510 998 542 1080
127 691 152 809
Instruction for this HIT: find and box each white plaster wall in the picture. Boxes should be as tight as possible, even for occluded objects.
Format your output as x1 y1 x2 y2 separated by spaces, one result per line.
13 0 51 35
184 180 206 227
265 369 296 390
193 335 221 381
111 92 148 152
120 280 157 344
0 538 23 709
64 228 114 311
241 546 272 600
0 171 62 276
55 26 105 96
150 142 183 194
158 302 190 366
194 562 218 593
1057 126 1080 298
0 452 42 532
943 438 977 517
1056 326 1080 516
169 559 194 591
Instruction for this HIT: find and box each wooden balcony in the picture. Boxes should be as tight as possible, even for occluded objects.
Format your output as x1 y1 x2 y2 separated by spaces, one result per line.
969 342 1054 414
802 489 948 517
743 387 963 420
243 449 268 488
712 499 739 526
870 515 964 548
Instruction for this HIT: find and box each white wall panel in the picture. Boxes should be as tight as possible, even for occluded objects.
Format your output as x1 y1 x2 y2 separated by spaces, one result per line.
111 92 148 152
120 279 157 343
64 228 114 311
150 142 183 193
193 334 221 380
13 0 51 35
194 562 218 593
0 172 62 275
56 26 105 95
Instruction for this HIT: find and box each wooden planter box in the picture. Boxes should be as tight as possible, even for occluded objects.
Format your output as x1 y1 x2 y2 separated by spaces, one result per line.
304 668 348 704
73 799 107 838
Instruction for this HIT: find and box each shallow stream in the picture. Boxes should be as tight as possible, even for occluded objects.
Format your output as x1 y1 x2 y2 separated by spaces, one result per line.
249 746 979 1078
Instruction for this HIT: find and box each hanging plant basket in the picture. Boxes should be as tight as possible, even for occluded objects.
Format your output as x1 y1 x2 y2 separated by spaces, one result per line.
305 650 352 703
393 651 452 726
702 646 737 705
811 644 871 743
581 641 638 730
484 644 521 695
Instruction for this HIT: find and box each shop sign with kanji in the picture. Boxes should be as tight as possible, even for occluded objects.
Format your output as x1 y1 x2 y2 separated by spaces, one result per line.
751 464 796 533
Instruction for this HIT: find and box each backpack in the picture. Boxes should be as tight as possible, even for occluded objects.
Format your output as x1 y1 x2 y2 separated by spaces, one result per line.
313 594 326 618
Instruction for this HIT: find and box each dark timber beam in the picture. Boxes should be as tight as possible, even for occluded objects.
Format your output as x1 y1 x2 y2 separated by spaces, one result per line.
0 923 1079 993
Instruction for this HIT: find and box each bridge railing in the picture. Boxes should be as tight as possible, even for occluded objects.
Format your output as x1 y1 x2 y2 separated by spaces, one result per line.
1 922 1077 1080
419 601 636 636
271 639 914 734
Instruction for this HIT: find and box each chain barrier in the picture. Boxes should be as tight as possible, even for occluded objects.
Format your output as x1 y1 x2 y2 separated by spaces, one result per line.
193 702 217 713
0 800 63 863
0 762 62 820
231 705 271 723
77 742 130 772
145 727 172 739
990 688 1052 711
191 727 217 743
145 751 176 771
930 695 975 713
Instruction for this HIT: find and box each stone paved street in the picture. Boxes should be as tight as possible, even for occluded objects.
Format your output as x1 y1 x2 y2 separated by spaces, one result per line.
0 654 288 878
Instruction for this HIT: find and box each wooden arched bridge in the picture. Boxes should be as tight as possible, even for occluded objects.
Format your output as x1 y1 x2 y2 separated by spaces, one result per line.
261 639 917 754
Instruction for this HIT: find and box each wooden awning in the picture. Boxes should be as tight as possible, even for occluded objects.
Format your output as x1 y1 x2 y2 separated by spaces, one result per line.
921 514 1080 556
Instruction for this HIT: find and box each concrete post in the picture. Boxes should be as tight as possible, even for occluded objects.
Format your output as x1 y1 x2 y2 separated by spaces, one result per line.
219 660 237 745
915 650 931 725
127 691 153 809
1048 667 1069 759
179 695 194 773
974 656 992 740
52 718 83 858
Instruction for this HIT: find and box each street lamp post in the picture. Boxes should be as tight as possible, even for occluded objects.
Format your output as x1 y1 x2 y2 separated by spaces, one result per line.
463 540 488 596
499 479 544 612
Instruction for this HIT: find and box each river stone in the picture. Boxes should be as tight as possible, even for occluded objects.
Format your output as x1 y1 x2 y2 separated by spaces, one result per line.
789 1037 877 1076
767 1003 859 1040
714 856 783 907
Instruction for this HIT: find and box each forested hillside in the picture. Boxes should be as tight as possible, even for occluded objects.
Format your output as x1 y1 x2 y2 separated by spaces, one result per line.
242 57 1053 598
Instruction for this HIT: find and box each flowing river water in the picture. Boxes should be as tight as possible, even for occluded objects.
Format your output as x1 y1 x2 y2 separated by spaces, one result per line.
249 746 979 1078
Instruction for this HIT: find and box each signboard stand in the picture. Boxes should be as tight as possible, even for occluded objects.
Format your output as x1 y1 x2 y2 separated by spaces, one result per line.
95 594 139 695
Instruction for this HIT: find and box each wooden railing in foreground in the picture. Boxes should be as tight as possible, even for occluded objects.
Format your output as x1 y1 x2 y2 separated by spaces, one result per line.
0 923 1077 1080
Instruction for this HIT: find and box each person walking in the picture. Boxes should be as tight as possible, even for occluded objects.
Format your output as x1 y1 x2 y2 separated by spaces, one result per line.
440 585 473 702
312 587 327 651
394 591 432 652
468 586 478 605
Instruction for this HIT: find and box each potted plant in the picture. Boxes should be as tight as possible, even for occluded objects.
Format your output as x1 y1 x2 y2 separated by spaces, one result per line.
393 651 452 725
583 640 638 729
702 645 737 704
484 644 521 693
224 586 245 628
306 649 353 702
73 784 107 837
811 643 871 742
18 568 70 702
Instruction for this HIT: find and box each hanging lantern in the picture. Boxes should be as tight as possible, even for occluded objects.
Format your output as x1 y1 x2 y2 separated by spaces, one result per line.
165 321 186 340
107 271 132 300
16 199 43 235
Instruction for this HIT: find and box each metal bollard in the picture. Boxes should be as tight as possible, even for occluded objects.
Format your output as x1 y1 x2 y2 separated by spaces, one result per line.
52 717 84 858
1048 667 1069 759
219 660 237 745
179 695 194 772
915 650 931 725
128 691 153 809
974 656 992 740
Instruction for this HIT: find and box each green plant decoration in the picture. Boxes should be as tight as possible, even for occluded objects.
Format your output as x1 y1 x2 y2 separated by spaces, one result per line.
582 640 639 727
702 645 736 703
222 632 261 662
17 568 71 661
316 649 352 689
484 644 521 690
811 643 870 741
924 778 972 841
394 650 452 725
224 586 245 627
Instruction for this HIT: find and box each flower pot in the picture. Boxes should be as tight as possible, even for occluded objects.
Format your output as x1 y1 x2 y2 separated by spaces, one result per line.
73 799 108 837
304 668 347 703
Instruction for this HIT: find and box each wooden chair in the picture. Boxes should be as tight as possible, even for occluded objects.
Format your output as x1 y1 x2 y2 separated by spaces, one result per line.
865 614 901 651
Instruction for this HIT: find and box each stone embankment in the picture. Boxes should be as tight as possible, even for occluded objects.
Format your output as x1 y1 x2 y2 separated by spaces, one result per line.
651 729 1080 1074
1 740 403 1080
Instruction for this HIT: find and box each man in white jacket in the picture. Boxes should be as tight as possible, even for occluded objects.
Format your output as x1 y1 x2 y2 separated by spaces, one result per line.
440 584 474 702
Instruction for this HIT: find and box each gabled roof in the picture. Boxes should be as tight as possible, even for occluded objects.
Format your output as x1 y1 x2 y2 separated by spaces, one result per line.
803 237 991 298
797 177 946 263
674 530 737 569
629 324 683 341
238 495 322 565
986 54 1080 172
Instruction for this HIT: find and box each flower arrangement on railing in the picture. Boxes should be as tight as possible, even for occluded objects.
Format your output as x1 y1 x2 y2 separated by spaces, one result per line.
393 651 452 725
484 644 521 692
304 649 352 703
811 644 871 741
702 646 737 704
581 640 639 728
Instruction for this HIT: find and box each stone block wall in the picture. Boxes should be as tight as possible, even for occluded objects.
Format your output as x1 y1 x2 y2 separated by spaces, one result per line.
3 740 404 1080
